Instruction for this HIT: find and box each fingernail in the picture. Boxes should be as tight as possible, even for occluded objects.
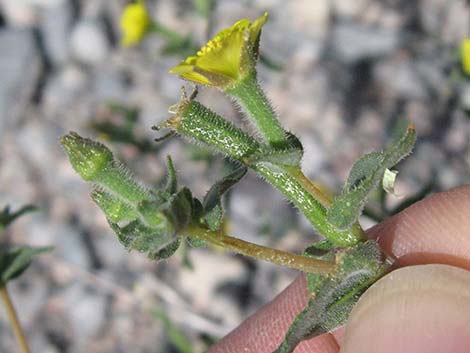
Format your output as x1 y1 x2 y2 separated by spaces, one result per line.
341 264 470 353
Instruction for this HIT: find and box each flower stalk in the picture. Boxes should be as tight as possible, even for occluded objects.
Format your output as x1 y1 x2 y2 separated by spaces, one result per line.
0 286 31 353
225 73 288 147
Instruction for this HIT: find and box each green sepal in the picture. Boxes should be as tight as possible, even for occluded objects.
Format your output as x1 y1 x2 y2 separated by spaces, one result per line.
327 124 416 230
163 156 178 197
91 189 139 223
152 238 181 260
186 237 206 248
274 241 388 353
0 205 38 232
0 246 53 286
109 220 175 257
249 132 303 167
202 166 247 231
162 187 193 233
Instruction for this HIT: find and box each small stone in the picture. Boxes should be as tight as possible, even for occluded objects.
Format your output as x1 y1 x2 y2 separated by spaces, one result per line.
331 22 399 63
39 0 74 65
70 19 110 64
0 29 41 138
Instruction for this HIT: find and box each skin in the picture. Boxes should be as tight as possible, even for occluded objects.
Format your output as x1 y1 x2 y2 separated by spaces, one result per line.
207 184 470 353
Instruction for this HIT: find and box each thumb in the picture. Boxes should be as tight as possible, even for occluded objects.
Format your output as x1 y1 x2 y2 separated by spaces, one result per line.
340 264 470 353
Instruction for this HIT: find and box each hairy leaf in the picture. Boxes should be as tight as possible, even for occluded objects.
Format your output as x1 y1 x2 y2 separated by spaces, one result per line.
327 125 416 230
274 241 388 353
202 166 247 230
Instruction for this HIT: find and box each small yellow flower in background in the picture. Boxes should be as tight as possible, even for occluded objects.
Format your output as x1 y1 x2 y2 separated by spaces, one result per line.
461 38 470 76
169 12 268 89
120 0 152 47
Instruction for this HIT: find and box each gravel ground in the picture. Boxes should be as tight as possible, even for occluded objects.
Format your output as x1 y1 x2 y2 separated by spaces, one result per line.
0 1 469 352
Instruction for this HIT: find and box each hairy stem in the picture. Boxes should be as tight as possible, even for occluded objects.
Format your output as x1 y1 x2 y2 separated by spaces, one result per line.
186 226 335 274
226 74 288 147
285 167 333 207
0 286 31 353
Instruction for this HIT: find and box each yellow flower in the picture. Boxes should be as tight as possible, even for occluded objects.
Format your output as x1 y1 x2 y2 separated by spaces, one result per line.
169 12 268 89
120 0 152 47
461 38 470 76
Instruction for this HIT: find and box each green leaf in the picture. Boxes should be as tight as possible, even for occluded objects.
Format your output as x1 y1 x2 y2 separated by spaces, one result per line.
0 205 38 231
164 156 178 196
247 132 303 167
202 166 247 230
274 241 388 353
152 238 181 260
0 246 52 286
164 187 194 233
327 124 416 230
109 219 176 258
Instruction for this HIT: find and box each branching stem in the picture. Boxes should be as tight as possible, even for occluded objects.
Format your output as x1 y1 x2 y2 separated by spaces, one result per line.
186 226 335 274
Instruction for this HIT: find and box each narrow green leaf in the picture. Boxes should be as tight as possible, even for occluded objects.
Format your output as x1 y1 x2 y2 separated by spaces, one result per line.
327 125 416 230
0 246 52 286
202 166 247 230
109 219 176 258
274 241 388 353
164 156 178 196
152 238 181 260
0 205 38 231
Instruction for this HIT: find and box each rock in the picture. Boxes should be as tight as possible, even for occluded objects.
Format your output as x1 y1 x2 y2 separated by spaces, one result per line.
331 22 399 63
0 29 41 138
374 59 427 100
0 1 38 27
39 0 74 65
42 64 88 116
70 19 110 64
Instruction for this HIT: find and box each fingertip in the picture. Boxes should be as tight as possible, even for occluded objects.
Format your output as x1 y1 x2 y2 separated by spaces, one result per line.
341 264 470 353
367 185 470 268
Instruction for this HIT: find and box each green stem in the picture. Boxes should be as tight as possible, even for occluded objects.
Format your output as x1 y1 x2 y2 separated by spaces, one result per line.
168 100 366 247
186 226 335 273
0 286 31 353
226 74 288 148
252 163 365 247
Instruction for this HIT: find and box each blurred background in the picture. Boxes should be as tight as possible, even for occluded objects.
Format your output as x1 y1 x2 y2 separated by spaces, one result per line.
0 0 469 352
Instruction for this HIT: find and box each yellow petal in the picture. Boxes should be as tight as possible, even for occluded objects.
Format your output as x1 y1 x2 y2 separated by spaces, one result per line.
462 38 470 76
120 0 151 47
169 12 269 88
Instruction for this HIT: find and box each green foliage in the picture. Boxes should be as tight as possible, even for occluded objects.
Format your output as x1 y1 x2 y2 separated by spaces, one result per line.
327 125 416 230
0 205 37 232
61 132 247 260
202 166 247 230
275 241 388 353
0 204 52 287
0 246 52 287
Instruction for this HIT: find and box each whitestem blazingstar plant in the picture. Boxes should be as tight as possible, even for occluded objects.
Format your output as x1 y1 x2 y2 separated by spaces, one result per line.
62 12 417 353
